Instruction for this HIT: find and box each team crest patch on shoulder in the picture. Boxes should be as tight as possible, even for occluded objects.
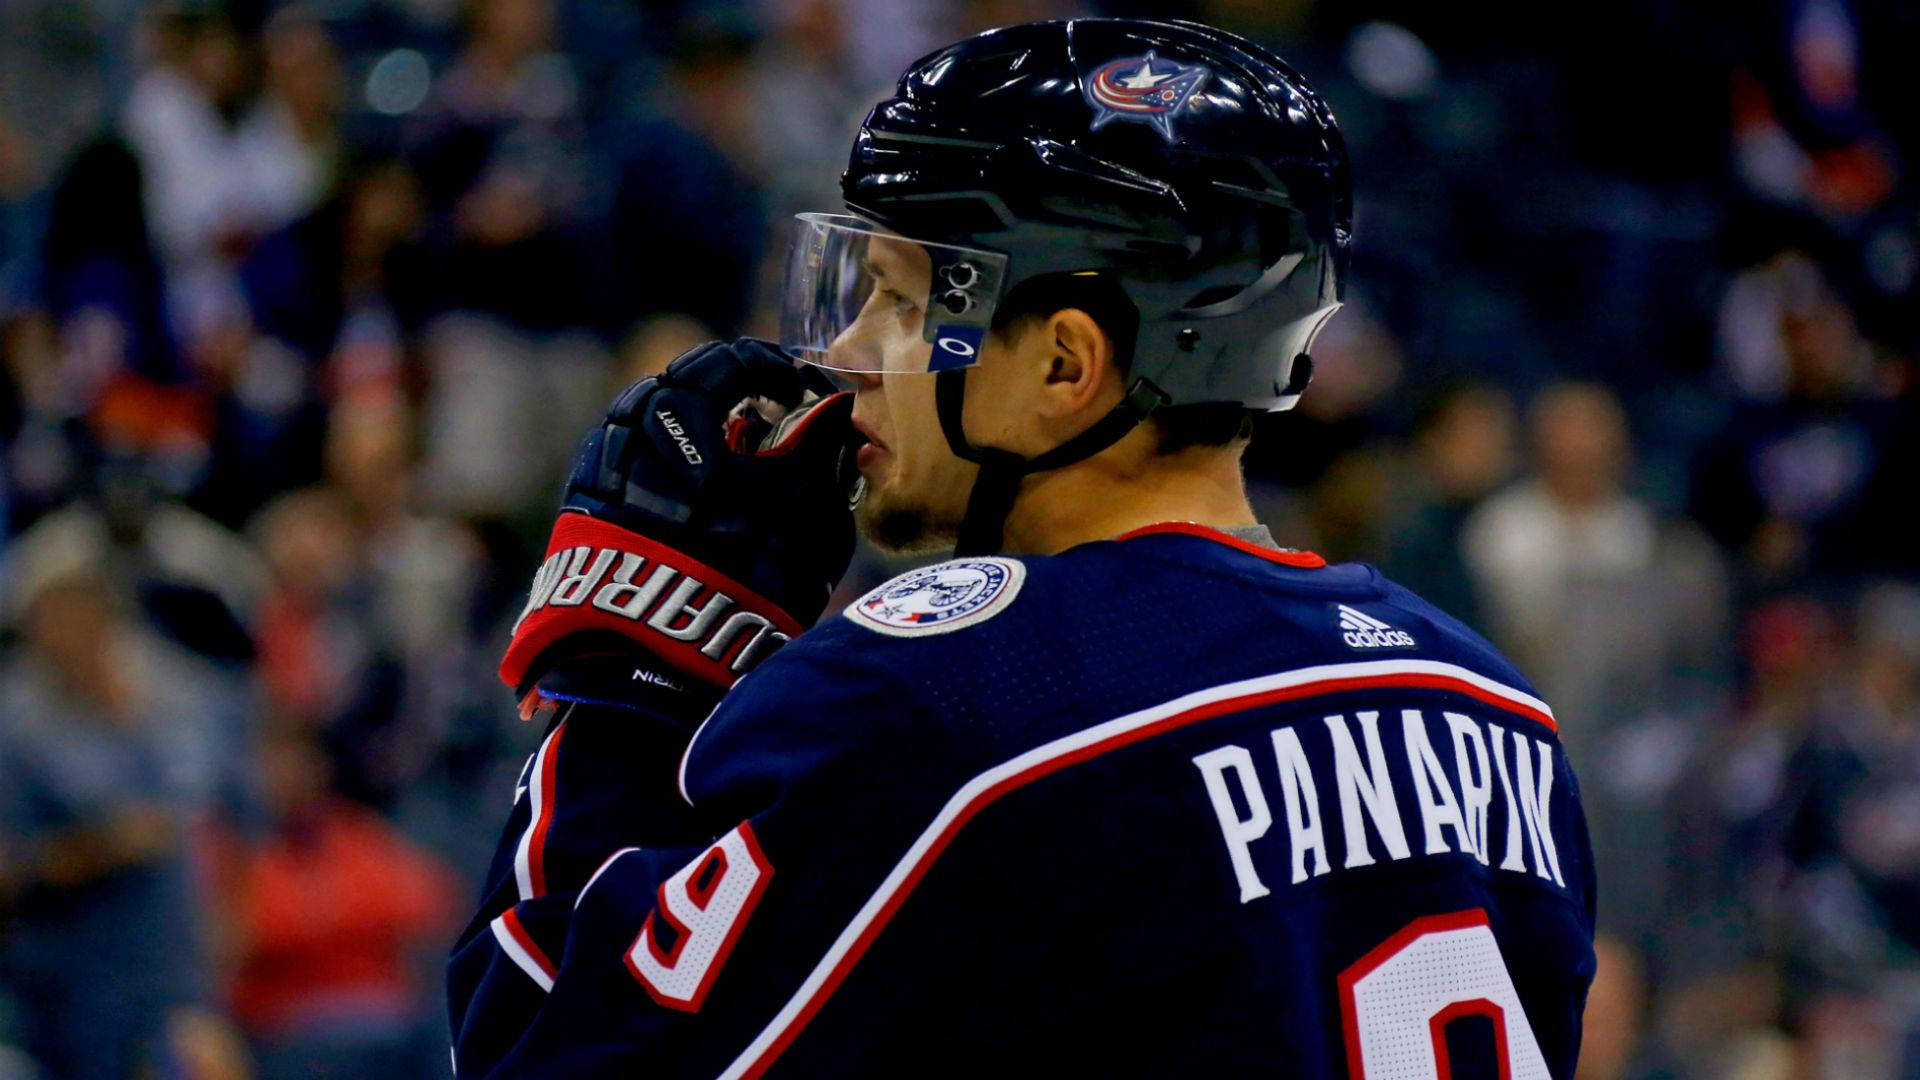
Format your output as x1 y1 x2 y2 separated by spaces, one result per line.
845 558 1026 637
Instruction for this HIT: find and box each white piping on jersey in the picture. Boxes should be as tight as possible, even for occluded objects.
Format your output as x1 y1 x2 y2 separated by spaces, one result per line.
714 658 1554 1080
576 846 641 910
678 697 729 807
490 911 555 992
513 705 572 900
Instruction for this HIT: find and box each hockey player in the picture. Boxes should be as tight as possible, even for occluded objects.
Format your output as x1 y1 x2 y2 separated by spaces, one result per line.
449 17 1595 1078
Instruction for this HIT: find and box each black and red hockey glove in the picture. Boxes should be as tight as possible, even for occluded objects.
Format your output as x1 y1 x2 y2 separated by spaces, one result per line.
500 339 859 725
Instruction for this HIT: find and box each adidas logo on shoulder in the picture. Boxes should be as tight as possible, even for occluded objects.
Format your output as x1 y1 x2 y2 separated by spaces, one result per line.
1337 604 1416 649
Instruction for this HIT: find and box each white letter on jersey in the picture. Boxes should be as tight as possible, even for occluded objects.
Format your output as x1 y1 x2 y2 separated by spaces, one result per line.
1445 713 1493 866
1402 710 1471 857
1270 728 1330 884
1325 712 1411 869
1192 745 1272 903
1487 724 1529 873
627 822 774 1012
1512 735 1565 886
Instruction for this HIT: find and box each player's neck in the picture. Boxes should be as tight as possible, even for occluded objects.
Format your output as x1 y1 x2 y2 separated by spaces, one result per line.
999 427 1257 556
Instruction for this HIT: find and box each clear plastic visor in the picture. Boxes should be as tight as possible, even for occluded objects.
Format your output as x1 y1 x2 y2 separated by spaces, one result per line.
780 213 1008 375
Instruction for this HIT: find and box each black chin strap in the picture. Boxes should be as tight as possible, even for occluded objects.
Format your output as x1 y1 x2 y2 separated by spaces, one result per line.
935 368 1170 556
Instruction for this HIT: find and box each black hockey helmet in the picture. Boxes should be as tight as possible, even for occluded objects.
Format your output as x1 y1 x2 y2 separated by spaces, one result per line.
780 18 1351 553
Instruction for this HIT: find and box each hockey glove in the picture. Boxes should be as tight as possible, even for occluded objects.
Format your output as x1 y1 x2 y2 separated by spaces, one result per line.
499 339 859 719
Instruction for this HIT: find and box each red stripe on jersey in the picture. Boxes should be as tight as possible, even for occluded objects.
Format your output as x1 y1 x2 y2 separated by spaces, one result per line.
521 720 567 899
1115 521 1327 568
495 905 558 985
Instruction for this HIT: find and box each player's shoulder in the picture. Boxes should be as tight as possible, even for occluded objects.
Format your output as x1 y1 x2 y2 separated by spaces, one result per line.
1363 572 1545 703
812 525 1342 655
746 523 1548 737
798 525 1535 689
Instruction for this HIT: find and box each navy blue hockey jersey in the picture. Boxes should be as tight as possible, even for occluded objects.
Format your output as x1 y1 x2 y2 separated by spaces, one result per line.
449 522 1596 1078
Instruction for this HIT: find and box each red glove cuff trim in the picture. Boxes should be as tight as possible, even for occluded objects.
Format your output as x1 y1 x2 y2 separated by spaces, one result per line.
499 514 804 692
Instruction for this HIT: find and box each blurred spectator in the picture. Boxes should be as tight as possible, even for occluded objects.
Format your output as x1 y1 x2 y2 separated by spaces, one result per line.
416 311 609 522
328 394 493 785
1644 598 1840 1077
1727 0 1920 353
251 485 412 809
240 154 432 371
252 397 494 812
1462 382 1733 967
409 0 595 331
0 0 118 281
121 5 340 363
1695 251 1914 584
1373 381 1519 633
1464 382 1732 734
204 152 436 526
237 9 346 235
120 8 255 272
744 0 885 224
606 15 768 340
207 725 456 1077
38 136 182 392
0 560 245 1078
1766 583 1920 1072
12 448 263 664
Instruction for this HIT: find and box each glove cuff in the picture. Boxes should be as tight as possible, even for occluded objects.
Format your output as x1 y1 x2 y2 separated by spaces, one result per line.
499 513 805 693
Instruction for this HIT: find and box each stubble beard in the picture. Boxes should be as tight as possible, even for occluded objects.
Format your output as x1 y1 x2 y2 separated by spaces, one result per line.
855 477 960 555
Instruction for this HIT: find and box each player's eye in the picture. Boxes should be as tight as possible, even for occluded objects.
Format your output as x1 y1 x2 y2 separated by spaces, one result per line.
877 287 918 317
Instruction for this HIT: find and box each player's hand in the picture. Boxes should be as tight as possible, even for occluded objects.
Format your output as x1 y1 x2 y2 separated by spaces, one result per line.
562 338 859 626
500 339 858 698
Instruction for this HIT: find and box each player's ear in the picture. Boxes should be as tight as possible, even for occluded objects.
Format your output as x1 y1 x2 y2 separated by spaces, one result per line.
1037 307 1116 419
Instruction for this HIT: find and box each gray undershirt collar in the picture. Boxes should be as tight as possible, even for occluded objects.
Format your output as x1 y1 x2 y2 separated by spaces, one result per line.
1222 523 1279 549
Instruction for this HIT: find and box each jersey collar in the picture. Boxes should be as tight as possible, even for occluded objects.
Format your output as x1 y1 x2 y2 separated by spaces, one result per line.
1114 521 1327 568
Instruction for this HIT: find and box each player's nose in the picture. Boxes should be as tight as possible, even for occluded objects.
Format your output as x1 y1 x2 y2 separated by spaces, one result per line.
824 321 881 377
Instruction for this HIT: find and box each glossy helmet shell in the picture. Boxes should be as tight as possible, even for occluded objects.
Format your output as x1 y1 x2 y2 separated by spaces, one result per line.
843 17 1351 411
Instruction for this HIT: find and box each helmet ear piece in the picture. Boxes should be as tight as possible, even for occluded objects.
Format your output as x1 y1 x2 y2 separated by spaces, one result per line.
1283 353 1314 398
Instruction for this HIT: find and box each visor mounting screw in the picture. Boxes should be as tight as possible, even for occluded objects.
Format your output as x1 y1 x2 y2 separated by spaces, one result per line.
1176 328 1200 352
940 289 974 315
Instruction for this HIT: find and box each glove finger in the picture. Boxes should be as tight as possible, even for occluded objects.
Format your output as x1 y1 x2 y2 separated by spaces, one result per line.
752 391 855 462
746 393 861 541
603 374 655 423
603 341 734 423
663 338 807 411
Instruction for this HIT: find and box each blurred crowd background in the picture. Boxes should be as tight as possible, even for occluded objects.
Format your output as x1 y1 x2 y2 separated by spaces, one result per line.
0 0 1913 1076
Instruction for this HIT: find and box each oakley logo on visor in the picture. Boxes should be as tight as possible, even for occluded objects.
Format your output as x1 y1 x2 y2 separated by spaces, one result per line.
930 325 984 371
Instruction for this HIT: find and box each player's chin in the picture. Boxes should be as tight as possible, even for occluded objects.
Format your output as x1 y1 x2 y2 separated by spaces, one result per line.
855 484 956 555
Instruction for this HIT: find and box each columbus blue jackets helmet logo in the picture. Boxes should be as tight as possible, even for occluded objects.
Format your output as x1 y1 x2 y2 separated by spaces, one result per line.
1084 51 1210 141
846 558 1026 637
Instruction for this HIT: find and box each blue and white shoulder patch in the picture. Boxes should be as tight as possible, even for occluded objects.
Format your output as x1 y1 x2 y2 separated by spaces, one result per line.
844 557 1026 638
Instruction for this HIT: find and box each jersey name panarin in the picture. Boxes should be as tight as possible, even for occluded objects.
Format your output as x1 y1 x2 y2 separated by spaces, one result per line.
1193 704 1562 905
